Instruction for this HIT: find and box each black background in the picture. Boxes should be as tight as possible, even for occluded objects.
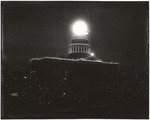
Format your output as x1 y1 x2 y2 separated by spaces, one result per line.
2 1 149 72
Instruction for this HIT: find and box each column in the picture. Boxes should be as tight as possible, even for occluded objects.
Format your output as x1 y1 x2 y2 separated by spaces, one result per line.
86 47 87 52
73 46 75 53
82 46 84 52
83 46 84 52
86 47 88 53
74 46 75 52
86 47 87 53
80 46 81 52
75 46 77 52
87 47 89 53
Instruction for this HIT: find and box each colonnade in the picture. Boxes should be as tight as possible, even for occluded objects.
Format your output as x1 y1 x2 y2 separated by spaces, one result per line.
69 46 90 54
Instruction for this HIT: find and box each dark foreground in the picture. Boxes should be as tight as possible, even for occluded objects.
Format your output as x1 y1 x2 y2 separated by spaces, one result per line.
2 58 149 118
3 95 148 119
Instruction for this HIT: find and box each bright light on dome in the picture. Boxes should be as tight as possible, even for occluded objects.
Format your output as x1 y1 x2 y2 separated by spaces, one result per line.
90 53 95 56
72 20 88 36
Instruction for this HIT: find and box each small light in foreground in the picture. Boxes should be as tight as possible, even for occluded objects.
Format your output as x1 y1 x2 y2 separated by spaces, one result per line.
72 20 88 36
90 52 95 56
11 93 18 97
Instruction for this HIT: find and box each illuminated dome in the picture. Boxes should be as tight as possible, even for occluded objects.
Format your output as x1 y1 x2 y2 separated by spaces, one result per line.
69 20 91 59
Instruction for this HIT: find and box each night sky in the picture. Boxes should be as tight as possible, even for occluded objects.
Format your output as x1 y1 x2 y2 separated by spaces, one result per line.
2 1 149 72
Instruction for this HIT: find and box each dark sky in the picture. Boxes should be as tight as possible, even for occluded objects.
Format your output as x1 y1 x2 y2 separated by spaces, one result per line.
2 1 149 72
